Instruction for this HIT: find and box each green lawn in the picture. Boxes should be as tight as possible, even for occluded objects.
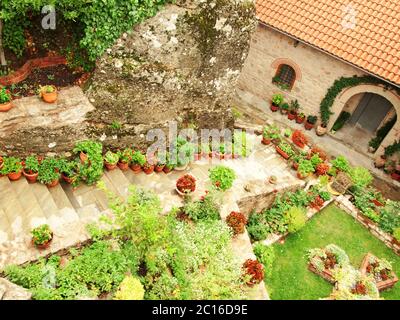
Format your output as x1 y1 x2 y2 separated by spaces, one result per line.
266 204 400 300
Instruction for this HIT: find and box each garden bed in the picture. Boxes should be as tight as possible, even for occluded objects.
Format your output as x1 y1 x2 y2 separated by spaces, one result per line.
265 205 400 300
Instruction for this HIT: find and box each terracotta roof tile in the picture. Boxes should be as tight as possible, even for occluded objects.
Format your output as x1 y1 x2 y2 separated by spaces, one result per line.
256 0 400 85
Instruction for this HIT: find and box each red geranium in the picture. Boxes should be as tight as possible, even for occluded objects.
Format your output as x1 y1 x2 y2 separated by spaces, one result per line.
176 174 196 194
243 259 264 285
226 211 247 235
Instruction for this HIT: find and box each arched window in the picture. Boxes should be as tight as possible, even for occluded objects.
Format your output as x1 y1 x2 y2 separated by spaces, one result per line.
273 64 296 90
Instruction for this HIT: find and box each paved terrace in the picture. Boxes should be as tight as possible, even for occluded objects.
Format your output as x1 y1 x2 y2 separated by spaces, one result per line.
0 133 306 300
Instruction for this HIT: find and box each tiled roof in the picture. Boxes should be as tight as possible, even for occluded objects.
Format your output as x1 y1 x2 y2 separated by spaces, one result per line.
256 0 400 86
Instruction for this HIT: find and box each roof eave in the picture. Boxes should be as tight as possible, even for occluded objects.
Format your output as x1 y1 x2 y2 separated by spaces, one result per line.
258 20 400 89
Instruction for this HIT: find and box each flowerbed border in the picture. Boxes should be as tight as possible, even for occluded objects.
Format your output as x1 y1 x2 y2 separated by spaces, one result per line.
0 56 67 86
335 196 400 256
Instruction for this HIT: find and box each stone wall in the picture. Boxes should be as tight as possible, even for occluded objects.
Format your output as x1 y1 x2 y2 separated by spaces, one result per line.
236 24 366 117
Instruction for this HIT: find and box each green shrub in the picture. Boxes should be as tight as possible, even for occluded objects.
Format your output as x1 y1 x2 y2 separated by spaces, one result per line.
247 213 270 241
183 190 221 222
393 227 400 242
332 111 351 131
379 200 400 234
297 159 314 176
331 155 350 173
253 243 275 278
0 156 22 174
74 140 103 185
37 158 61 184
209 165 236 191
349 167 373 188
24 155 39 173
284 207 307 233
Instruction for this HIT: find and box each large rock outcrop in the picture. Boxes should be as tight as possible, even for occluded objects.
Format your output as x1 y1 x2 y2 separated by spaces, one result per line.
85 0 256 150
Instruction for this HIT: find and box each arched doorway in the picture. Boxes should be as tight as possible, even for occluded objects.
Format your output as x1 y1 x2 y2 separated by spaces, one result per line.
328 84 400 155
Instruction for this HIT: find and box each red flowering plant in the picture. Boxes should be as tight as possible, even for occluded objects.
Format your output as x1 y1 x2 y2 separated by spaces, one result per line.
176 174 196 194
292 130 308 149
316 163 330 176
226 211 247 235
310 146 328 161
243 259 264 286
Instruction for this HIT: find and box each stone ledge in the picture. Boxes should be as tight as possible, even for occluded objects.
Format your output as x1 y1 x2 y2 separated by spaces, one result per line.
0 278 31 300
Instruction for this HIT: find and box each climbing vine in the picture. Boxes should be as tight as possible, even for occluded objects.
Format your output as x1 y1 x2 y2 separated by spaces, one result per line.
320 75 399 125
0 0 169 62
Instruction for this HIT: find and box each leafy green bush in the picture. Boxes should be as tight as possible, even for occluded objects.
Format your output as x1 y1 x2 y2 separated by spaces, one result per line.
247 213 270 241
37 158 61 184
297 159 314 176
24 155 39 173
331 155 350 173
74 140 103 185
284 207 307 233
349 167 373 188
209 165 236 191
253 243 275 278
0 86 11 103
0 156 22 174
183 190 221 222
379 200 400 234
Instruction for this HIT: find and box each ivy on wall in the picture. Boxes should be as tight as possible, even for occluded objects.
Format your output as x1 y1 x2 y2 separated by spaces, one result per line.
320 75 400 125
0 0 169 61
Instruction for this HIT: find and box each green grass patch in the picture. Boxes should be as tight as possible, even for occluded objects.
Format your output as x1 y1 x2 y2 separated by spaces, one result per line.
266 204 400 300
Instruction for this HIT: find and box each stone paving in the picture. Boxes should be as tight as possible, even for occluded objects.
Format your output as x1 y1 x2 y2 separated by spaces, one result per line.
234 88 400 189
0 133 304 300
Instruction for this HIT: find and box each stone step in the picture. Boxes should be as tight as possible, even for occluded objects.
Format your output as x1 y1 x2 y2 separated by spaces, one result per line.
48 183 80 226
30 182 66 230
104 169 131 198
0 177 30 237
10 178 48 230
0 209 11 244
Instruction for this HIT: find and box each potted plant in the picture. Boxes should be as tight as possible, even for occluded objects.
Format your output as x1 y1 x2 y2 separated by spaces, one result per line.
58 159 78 185
38 158 61 187
39 85 58 103
154 152 166 172
270 93 283 112
226 211 247 235
280 102 289 115
276 142 294 160
291 130 308 149
288 100 299 120
22 155 40 183
316 120 328 136
117 148 132 171
216 143 226 160
73 140 102 165
103 151 119 171
297 159 314 179
142 161 155 175
200 143 211 158
130 151 146 173
290 154 302 170
262 124 280 145
31 224 53 249
296 112 305 124
176 174 196 196
208 165 236 191
0 86 13 112
305 115 317 130
173 137 195 170
0 157 23 181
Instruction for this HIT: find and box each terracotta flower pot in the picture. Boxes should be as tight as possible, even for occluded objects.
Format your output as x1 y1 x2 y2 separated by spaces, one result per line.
32 233 53 250
41 86 58 103
296 116 305 124
46 179 59 188
23 169 38 183
288 112 296 120
0 101 13 112
163 166 173 174
104 161 117 171
143 165 155 175
297 171 309 179
216 152 225 160
292 162 299 170
316 125 328 136
8 171 22 181
61 173 74 184
262 137 271 145
155 164 165 172
130 163 142 173
275 146 289 160
117 161 129 171
194 153 201 161
391 172 400 181
304 121 314 130
270 104 279 112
